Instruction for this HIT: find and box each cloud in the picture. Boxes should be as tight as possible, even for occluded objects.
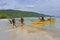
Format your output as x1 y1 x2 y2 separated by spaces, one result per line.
0 0 60 16
25 5 35 8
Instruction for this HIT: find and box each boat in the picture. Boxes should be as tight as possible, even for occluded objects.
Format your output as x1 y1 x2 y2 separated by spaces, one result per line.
33 18 55 26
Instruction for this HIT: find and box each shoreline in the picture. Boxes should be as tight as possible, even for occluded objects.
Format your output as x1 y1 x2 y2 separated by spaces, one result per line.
0 19 8 21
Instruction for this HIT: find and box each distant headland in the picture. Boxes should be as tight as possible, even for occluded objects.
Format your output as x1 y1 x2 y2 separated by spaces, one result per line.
0 9 50 19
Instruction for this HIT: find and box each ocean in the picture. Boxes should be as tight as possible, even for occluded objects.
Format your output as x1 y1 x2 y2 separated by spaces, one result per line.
0 17 60 40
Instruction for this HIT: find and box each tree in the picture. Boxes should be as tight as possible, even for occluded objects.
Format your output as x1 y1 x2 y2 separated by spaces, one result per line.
0 14 8 19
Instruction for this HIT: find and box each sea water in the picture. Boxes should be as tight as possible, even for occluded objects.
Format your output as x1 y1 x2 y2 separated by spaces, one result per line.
0 17 60 31
0 17 60 40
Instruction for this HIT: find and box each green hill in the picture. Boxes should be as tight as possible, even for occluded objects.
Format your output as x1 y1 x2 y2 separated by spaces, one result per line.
0 9 50 19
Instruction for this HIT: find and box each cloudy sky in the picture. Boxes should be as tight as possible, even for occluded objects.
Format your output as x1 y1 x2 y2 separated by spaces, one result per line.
0 0 60 16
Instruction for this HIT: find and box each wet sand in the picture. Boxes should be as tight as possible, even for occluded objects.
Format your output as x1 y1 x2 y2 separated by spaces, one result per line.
0 26 58 40
0 19 60 40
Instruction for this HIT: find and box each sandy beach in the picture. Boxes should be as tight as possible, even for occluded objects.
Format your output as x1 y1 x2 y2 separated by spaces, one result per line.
0 19 9 21
0 19 60 40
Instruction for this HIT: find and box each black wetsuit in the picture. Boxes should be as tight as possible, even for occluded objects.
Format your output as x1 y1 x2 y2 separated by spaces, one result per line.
41 17 45 21
9 20 12 24
21 18 24 24
12 18 15 25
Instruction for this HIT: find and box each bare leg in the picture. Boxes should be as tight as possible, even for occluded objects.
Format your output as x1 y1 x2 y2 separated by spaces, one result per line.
21 22 24 26
12 24 14 29
12 23 17 28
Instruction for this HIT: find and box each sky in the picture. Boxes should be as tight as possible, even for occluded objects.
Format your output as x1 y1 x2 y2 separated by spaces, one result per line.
0 0 60 16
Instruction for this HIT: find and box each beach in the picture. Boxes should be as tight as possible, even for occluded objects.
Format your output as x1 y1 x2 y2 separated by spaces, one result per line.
0 18 60 40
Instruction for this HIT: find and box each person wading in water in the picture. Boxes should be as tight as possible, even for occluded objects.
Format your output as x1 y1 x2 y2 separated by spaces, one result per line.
12 18 17 28
20 17 24 26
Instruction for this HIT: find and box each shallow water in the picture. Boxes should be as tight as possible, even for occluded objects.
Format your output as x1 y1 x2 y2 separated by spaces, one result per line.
0 17 60 40
15 17 60 30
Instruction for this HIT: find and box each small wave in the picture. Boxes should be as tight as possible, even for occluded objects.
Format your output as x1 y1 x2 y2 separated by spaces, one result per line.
0 28 17 32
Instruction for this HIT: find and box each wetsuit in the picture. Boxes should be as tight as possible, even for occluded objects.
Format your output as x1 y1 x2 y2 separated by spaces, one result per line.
21 18 24 24
41 17 45 21
12 18 15 25
9 20 12 24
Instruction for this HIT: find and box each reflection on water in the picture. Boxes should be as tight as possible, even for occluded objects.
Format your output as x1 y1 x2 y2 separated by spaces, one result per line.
0 17 60 40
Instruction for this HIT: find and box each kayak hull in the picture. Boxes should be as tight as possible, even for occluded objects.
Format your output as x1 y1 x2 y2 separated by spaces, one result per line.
33 19 55 26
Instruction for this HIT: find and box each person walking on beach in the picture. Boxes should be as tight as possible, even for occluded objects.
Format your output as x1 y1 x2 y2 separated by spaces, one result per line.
12 18 16 28
20 17 24 26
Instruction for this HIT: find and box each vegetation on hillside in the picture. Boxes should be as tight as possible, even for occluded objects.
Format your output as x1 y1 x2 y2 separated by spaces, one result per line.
0 14 10 19
0 9 50 19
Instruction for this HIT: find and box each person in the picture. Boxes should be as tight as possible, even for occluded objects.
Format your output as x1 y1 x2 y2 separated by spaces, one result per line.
12 18 16 28
40 16 45 21
20 17 24 26
9 19 12 24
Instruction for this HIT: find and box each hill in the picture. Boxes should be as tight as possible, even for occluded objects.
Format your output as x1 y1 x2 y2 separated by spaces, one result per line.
0 9 50 18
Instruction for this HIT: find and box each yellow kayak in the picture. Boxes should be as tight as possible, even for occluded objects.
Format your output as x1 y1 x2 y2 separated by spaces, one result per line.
49 18 55 24
33 18 55 26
